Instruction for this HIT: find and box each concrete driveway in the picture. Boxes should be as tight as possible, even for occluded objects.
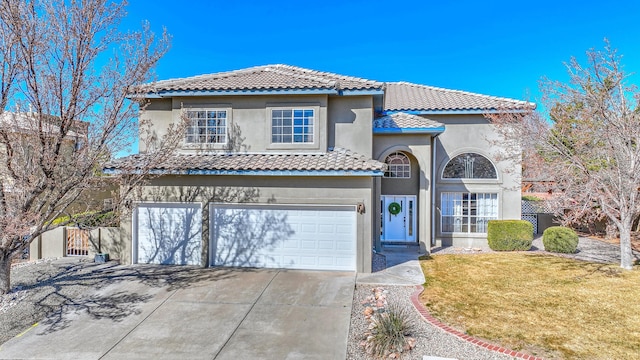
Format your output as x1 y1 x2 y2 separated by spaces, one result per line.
0 265 355 360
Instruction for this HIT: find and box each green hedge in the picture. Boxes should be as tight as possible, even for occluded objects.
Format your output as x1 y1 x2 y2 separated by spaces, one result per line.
543 226 579 254
50 211 117 227
487 220 534 251
521 195 543 201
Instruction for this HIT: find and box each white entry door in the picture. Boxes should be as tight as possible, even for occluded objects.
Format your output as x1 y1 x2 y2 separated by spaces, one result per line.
381 195 417 242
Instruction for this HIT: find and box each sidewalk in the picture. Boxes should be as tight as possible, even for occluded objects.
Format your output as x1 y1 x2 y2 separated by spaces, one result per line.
356 244 426 285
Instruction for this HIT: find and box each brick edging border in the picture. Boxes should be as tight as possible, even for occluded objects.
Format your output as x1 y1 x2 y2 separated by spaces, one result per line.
410 285 544 360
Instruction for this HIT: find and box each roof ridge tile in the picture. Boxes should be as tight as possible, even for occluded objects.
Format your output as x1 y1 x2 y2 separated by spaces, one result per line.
149 65 532 111
150 64 383 93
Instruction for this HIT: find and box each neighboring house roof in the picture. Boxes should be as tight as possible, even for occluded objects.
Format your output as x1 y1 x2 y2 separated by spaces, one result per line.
147 64 384 96
105 148 386 176
384 82 535 113
0 112 87 137
373 112 445 134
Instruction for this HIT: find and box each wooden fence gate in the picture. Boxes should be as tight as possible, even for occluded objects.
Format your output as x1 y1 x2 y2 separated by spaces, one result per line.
66 228 89 256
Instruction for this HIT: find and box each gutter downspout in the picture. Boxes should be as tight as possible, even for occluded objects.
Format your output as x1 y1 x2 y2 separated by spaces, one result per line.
431 134 441 249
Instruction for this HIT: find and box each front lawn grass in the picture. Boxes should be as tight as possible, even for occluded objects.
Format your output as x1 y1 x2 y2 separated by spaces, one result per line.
420 253 640 359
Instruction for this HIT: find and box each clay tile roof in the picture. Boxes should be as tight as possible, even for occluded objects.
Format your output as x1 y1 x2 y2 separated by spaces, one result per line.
384 82 534 112
373 112 444 131
106 148 385 174
150 64 384 93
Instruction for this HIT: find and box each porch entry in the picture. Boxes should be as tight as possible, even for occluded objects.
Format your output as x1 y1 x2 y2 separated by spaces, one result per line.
381 195 417 242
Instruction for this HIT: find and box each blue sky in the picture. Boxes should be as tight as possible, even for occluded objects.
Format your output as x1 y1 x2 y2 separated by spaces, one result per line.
122 0 640 106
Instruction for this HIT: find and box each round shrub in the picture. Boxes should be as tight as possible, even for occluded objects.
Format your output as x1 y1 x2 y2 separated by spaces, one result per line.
487 220 534 251
543 226 579 253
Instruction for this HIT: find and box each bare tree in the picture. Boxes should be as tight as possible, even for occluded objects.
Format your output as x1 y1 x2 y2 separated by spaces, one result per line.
0 0 183 294
488 41 640 269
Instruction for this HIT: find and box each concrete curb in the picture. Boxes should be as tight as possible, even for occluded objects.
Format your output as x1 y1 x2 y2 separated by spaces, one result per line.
410 286 545 360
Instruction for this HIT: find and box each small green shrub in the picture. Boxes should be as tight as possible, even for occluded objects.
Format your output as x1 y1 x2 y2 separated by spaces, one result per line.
543 226 579 253
522 195 543 201
50 211 117 227
364 303 416 358
487 220 533 251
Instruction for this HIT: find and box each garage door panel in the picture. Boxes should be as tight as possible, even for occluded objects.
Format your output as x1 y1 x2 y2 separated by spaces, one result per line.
282 239 299 249
336 257 353 267
336 242 353 251
301 224 316 233
319 224 338 233
336 224 353 234
136 204 202 266
211 205 356 271
212 207 292 268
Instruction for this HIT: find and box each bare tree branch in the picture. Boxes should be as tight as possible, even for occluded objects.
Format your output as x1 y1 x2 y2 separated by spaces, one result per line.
488 40 640 269
0 0 181 294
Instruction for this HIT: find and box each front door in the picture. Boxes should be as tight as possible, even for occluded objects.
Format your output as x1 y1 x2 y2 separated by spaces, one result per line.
381 195 417 242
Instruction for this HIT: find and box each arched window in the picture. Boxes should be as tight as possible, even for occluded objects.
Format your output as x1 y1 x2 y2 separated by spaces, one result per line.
384 152 411 178
443 153 497 179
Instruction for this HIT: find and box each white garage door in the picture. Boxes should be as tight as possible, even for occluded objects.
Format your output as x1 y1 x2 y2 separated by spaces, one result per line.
135 203 202 265
210 205 356 271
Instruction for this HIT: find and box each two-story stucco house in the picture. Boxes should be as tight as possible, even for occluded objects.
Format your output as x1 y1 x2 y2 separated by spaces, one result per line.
106 64 533 273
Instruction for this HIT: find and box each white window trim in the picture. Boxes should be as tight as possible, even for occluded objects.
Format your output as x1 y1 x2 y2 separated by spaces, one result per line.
266 105 320 150
439 151 501 184
383 152 411 179
181 107 231 150
440 192 499 234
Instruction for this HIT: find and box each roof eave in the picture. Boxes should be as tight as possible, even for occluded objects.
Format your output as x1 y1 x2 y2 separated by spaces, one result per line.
383 108 534 115
103 168 385 176
135 87 386 99
143 88 342 98
373 127 445 135
339 89 385 96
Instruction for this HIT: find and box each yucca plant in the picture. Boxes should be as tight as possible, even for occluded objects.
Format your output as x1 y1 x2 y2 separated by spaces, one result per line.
364 303 417 358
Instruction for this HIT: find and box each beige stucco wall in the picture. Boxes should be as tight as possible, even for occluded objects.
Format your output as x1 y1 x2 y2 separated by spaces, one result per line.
138 98 172 153
428 114 522 248
89 227 126 261
328 96 374 157
139 95 335 154
29 227 66 260
379 154 420 195
141 94 376 156
29 226 128 262
127 175 375 273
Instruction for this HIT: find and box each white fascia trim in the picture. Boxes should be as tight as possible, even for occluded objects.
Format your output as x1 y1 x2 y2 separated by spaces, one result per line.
340 89 385 96
373 127 445 135
103 168 385 177
383 109 532 115
144 89 338 98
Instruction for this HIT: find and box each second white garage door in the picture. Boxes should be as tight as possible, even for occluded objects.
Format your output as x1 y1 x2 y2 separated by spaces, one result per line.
210 204 356 271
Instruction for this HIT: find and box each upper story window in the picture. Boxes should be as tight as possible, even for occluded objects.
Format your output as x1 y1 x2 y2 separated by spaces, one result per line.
443 153 497 179
271 109 314 143
185 110 227 144
384 152 411 178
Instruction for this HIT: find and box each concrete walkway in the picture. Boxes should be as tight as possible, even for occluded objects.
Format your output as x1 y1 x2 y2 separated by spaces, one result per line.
357 244 426 285
0 267 355 360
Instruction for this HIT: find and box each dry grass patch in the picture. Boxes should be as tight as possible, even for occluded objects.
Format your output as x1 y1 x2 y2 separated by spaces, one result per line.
420 253 640 359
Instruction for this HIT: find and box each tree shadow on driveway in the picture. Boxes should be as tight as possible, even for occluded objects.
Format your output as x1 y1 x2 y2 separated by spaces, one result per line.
3 259 250 339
